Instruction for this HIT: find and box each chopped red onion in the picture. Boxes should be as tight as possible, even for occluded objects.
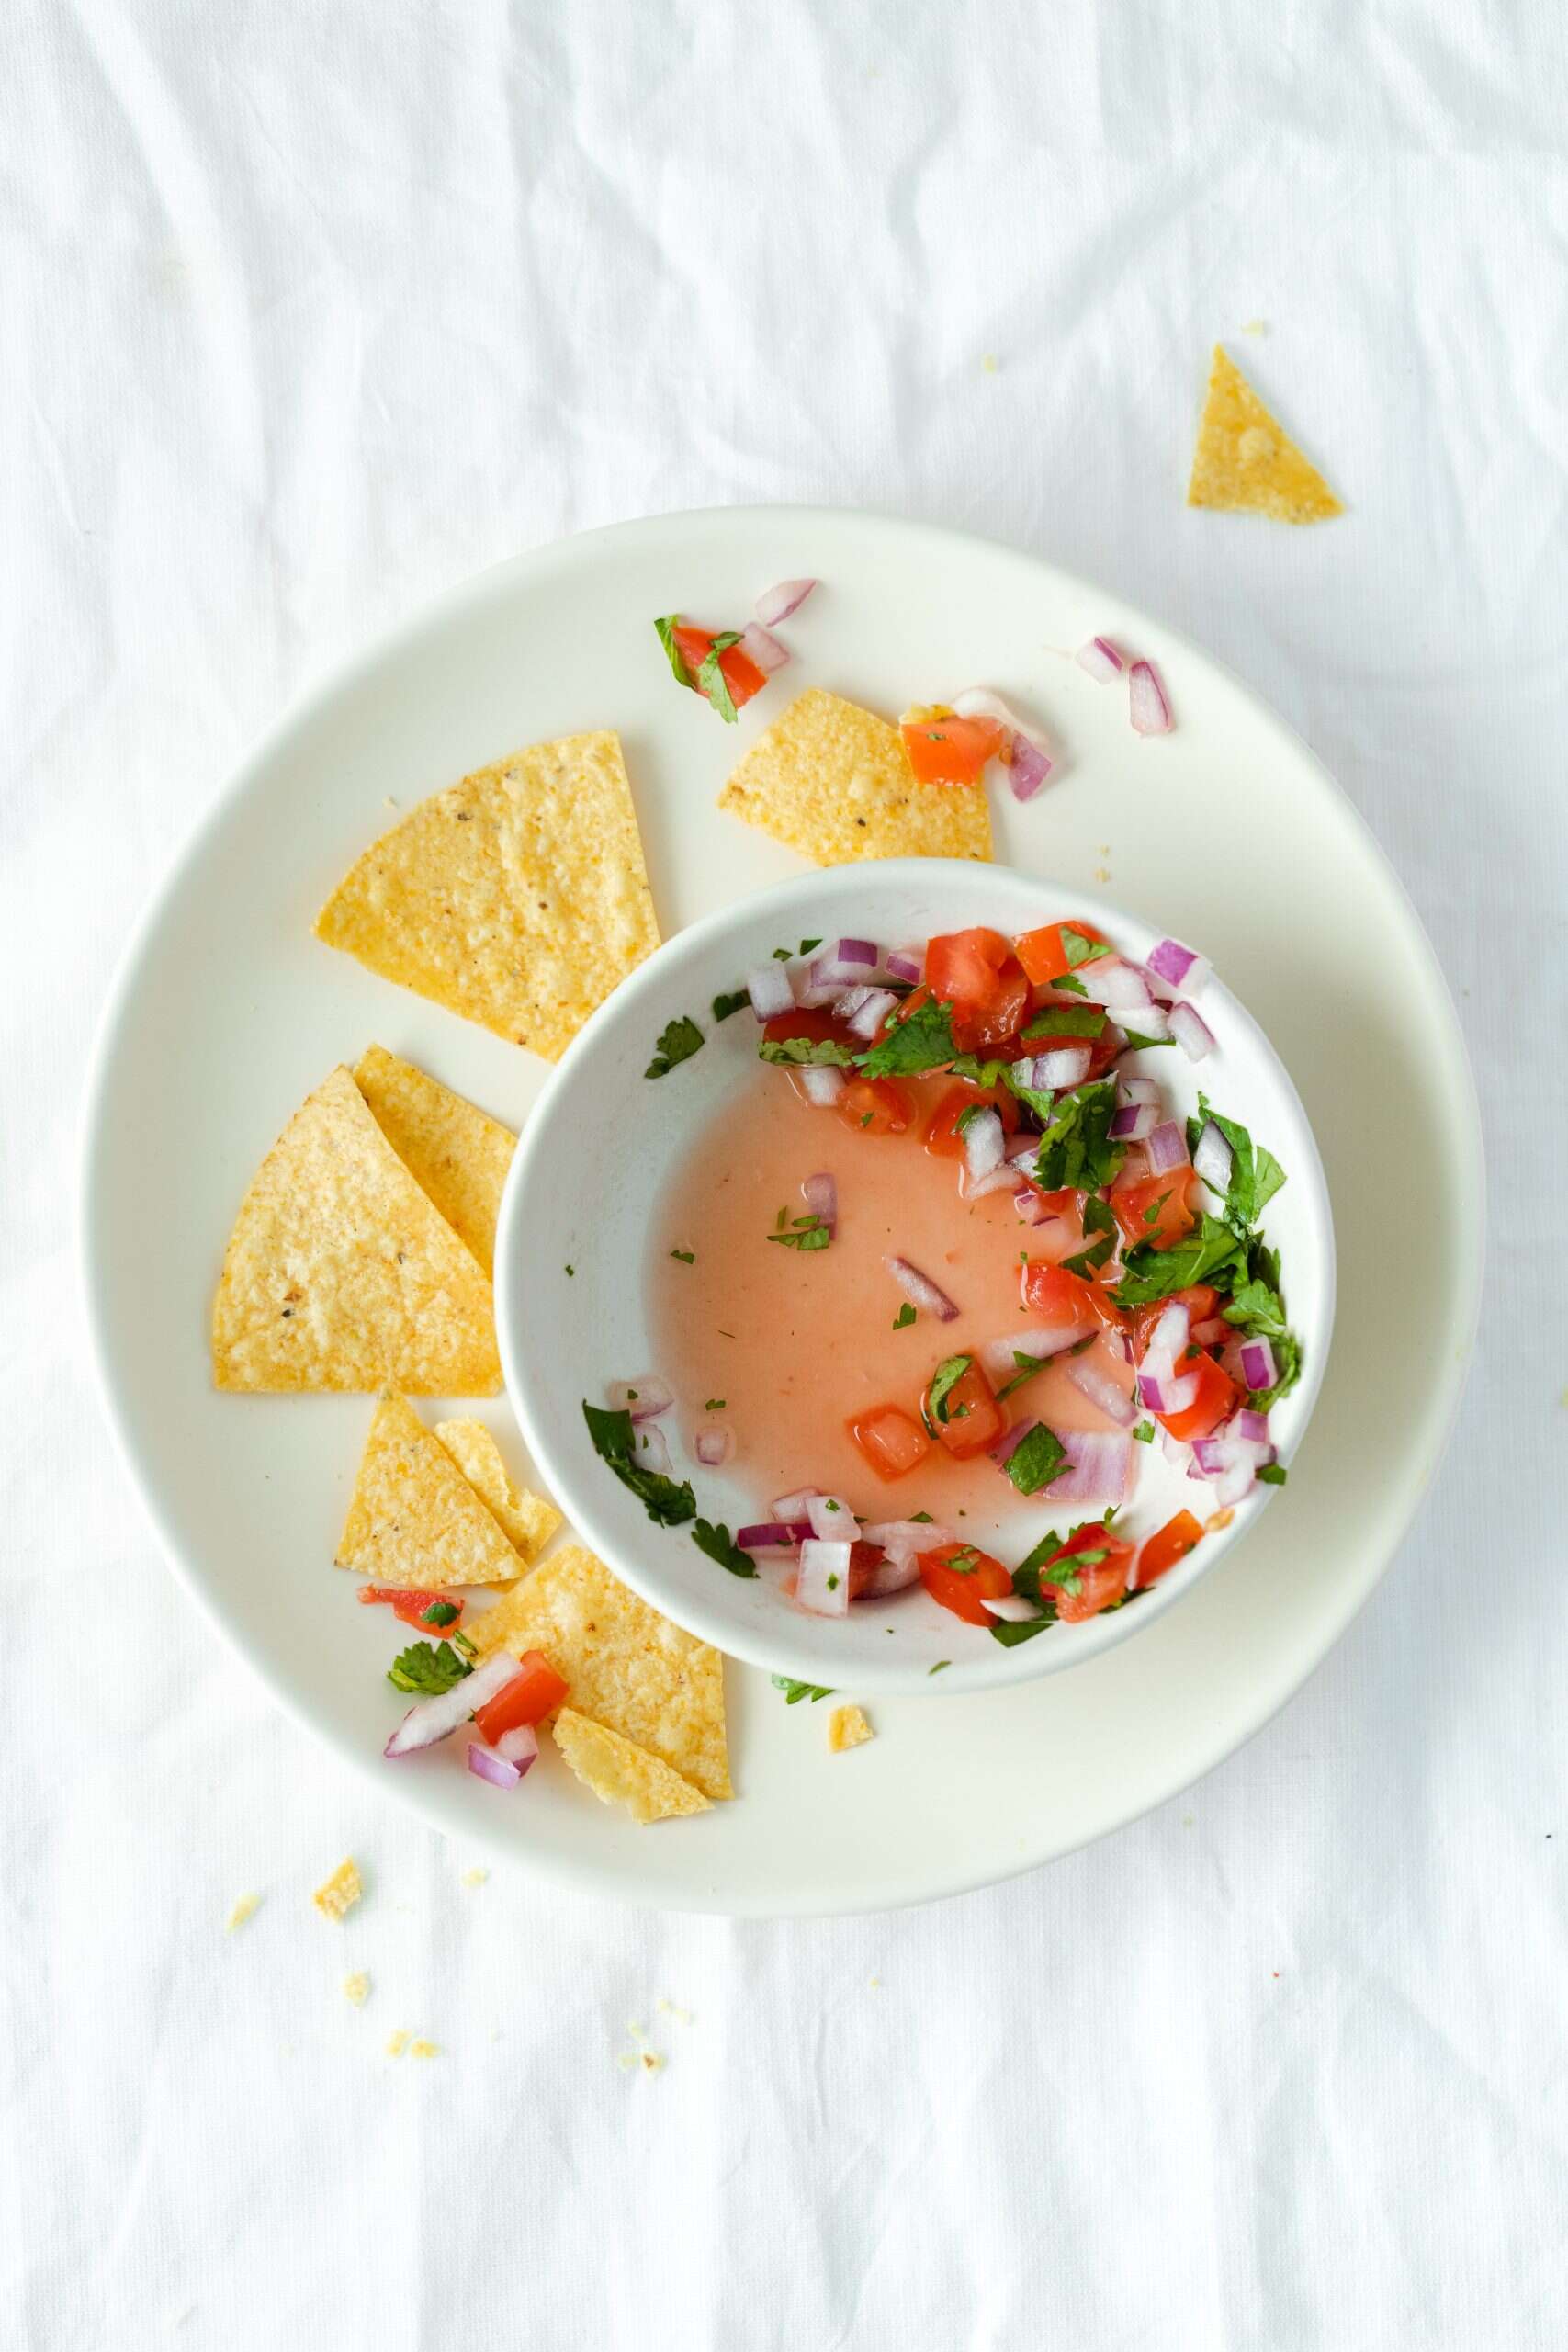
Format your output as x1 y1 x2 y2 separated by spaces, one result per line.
863 1520 956 1552
1138 1367 1199 1415
1025 1044 1092 1091
1110 1101 1157 1142
694 1423 733 1468
856 1548 924 1596
885 947 923 986
1125 1001 1173 1042
1232 1408 1272 1446
1066 1354 1136 1426
738 620 790 674
1117 1075 1160 1107
1013 1187 1047 1225
1128 660 1173 735
746 963 795 1020
1074 956 1152 1012
963 1107 1005 1182
1145 1119 1190 1176
806 1492 855 1541
1145 937 1211 997
770 1487 819 1520
738 1520 813 1550
1192 1119 1234 1194
802 1170 838 1235
982 1594 1043 1623
1007 735 1055 801
468 1740 525 1790
632 1422 672 1476
1049 1430 1132 1503
754 577 818 627
1169 1002 1214 1063
496 1724 540 1770
800 1065 846 1107
1238 1336 1278 1392
796 1538 852 1616
963 1161 1027 1200
812 938 879 985
1145 1301 1191 1366
384 1650 523 1760
979 1325 1078 1384
844 987 897 1040
1076 637 1125 682
607 1375 672 1423
1219 1337 1249 1389
886 1256 959 1321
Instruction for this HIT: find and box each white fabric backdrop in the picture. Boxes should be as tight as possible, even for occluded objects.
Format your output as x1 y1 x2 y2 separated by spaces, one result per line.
6 2 1565 2345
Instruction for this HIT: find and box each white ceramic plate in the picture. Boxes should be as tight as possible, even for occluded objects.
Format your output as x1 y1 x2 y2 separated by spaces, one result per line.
498 859 1335 1693
80 505 1482 1917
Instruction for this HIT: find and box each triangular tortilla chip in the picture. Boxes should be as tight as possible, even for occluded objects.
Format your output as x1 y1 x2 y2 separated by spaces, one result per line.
212 1067 500 1394
551 1708 709 1825
335 1393 520 1587
315 733 660 1060
434 1419 560 1566
718 688 992 865
353 1046 514 1277
1188 346 1343 523
466 1544 730 1801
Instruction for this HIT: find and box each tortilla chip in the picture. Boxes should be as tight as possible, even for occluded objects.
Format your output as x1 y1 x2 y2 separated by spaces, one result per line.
1188 346 1343 523
717 688 992 865
212 1067 500 1394
466 1544 730 1801
828 1703 874 1753
312 1858 363 1920
551 1708 709 1825
336 1393 520 1588
434 1418 560 1566
315 733 660 1060
353 1046 514 1277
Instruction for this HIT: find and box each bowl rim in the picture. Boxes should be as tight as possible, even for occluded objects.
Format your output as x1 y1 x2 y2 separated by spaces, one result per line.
494 855 1337 1696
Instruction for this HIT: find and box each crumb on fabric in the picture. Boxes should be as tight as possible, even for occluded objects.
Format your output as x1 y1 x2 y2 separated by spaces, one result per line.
657 1999 694 2025
460 1866 489 1888
409 2039 439 2061
386 2030 410 2058
312 1858 363 1921
343 1973 370 2007
224 1894 261 1934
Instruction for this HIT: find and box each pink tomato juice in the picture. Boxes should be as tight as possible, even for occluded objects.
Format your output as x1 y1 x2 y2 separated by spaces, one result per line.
649 1071 1134 1548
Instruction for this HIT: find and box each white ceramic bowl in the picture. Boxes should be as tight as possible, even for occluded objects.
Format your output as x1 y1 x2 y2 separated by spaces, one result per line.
496 859 1334 1695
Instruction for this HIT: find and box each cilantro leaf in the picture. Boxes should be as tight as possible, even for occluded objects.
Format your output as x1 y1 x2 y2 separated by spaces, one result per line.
759 1034 858 1068
417 1600 459 1628
581 1401 696 1527
697 631 743 723
773 1675 834 1704
653 614 695 687
1062 1193 1116 1277
645 1013 705 1079
1133 1419 1155 1442
858 996 957 1077
693 1519 758 1577
767 1216 831 1251
1021 1005 1106 1041
1188 1094 1288 1235
996 1351 1050 1401
1061 925 1112 968
1011 1076 1124 1192
923 1353 974 1429
893 1302 917 1329
387 1639 472 1695
1052 973 1089 998
929 1660 951 1675
1003 1423 1068 1495
1113 1214 1246 1307
1119 1028 1175 1052
1257 1463 1288 1486
670 1248 695 1264
712 988 750 1022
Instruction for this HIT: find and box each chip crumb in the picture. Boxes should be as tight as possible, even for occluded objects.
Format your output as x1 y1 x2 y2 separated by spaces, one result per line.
343 1972 371 2007
460 1866 489 1888
409 2039 439 2061
868 1974 883 1989
386 2030 410 2058
1241 319 1269 336
657 1999 694 2025
828 1703 874 1754
1094 865 1111 884
224 1893 261 1934
312 1857 363 1921
641 2052 664 2073
980 352 998 373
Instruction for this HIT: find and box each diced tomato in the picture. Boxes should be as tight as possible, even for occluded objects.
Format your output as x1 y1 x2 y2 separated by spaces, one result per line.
357 1585 465 1631
1014 920 1111 987
900 714 1006 786
1110 1170 1198 1252
471 1649 570 1744
1129 1283 1222 1362
1020 1258 1124 1337
838 1076 915 1136
926 928 1031 1053
671 623 768 712
1157 1351 1241 1443
1038 1521 1136 1623
846 1540 889 1600
922 1358 1006 1459
918 1541 1013 1625
1134 1510 1205 1589
849 1405 931 1481
761 1007 845 1050
924 1080 1021 1159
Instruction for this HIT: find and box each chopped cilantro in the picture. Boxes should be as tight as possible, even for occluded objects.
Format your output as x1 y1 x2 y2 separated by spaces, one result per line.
670 1248 695 1264
759 1033 858 1068
767 1216 831 1251
1113 1215 1246 1307
826 1572 840 1590
996 1351 1049 1401
417 1600 459 1628
893 1302 917 1329
581 1401 695 1527
1003 1423 1068 1495
1062 1194 1117 1277
1188 1094 1287 1235
387 1639 472 1695
1021 1004 1107 1041
946 1546 979 1573
1133 1419 1155 1442
712 987 750 1022
697 631 743 722
923 1353 974 1428
773 1675 835 1704
1257 1463 1288 1486
857 996 957 1078
772 946 792 960
564 1264 574 1277
1012 1076 1124 1192
1120 1028 1175 1052
645 1013 705 1079
953 1102 987 1138
1052 973 1089 998
798 937 822 955
909 1510 933 1523
1142 1192 1170 1225
705 1397 727 1411
929 1660 951 1675
653 614 695 687
693 1519 757 1577
1061 925 1112 968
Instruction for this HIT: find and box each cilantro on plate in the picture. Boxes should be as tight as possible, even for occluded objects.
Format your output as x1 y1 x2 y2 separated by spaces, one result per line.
581 1402 696 1527
387 1639 472 1695
857 996 957 1078
1002 1423 1068 1496
773 1676 835 1704
693 1519 757 1577
645 1014 705 1079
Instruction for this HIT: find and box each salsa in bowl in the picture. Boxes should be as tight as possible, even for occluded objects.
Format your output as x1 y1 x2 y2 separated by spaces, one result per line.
495 862 1334 1695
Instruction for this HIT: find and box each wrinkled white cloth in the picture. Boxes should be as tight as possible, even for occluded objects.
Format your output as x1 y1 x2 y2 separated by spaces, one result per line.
4 3 1565 2346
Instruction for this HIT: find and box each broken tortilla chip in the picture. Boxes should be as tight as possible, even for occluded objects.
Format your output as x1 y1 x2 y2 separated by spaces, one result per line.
211 1066 500 1394
551 1708 709 1825
1188 346 1342 523
315 733 660 1061
353 1046 514 1278
434 1418 560 1567
465 1544 730 1801
718 688 992 866
828 1703 874 1753
336 1393 520 1588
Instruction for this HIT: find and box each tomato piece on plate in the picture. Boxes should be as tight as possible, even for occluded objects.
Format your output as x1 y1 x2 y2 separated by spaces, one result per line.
923 1080 1021 1159
1157 1352 1241 1443
671 623 768 713
900 714 1005 786
926 929 1031 1053
838 1077 915 1136
1134 1510 1205 1588
1020 1259 1124 1337
1014 920 1111 987
1129 1284 1222 1362
848 1405 931 1481
1111 1170 1198 1252
471 1649 570 1745
357 1585 465 1631
922 1358 1005 1459
1039 1521 1136 1622
918 1542 1013 1625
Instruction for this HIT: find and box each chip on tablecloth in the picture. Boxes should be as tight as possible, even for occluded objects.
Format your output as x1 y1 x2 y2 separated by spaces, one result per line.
312 1858 362 1920
466 1544 730 1801
315 733 660 1060
336 1393 520 1588
211 1066 500 1394
717 688 993 865
1187 345 1343 523
551 1708 709 1825
434 1418 560 1566
828 1704 874 1753
353 1046 515 1277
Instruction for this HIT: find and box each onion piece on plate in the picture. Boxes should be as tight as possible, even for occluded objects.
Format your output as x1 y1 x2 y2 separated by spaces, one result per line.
1192 1119 1235 1193
885 1255 959 1321
1066 1354 1136 1426
884 947 923 986
1047 1429 1133 1503
982 1593 1043 1623
694 1423 732 1467
754 577 817 627
1145 937 1210 997
738 1520 813 1551
606 1375 671 1422
1169 1002 1215 1062
796 1538 852 1616
738 621 790 674
746 963 795 1021
385 1650 523 1761
800 1065 846 1107
1076 637 1125 682
802 1170 838 1234
806 1492 856 1541
1128 660 1173 735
